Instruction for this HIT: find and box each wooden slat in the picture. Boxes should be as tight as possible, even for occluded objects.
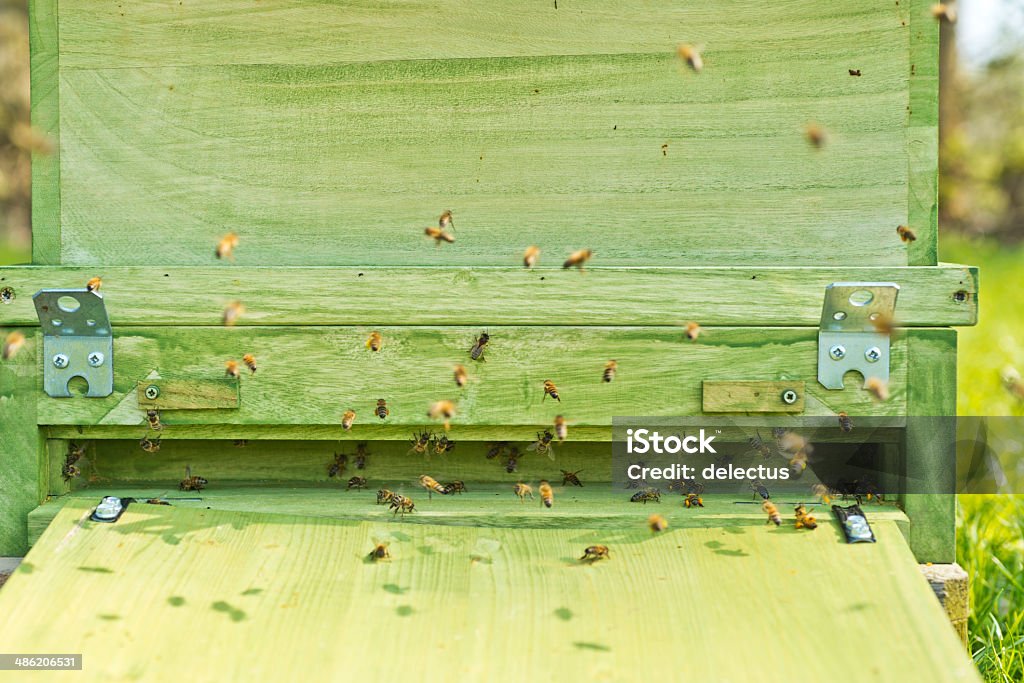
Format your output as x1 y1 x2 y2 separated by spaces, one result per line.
906 0 940 266
0 329 42 555
2 504 979 681
0 265 979 327
28 0 61 264
702 380 805 413
137 378 240 410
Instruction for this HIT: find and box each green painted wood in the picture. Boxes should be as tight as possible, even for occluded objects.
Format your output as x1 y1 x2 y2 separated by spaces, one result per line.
3 503 978 681
28 0 61 265
33 327 910 427
137 378 240 410
702 380 805 413
0 329 41 555
906 0 940 266
0 265 979 327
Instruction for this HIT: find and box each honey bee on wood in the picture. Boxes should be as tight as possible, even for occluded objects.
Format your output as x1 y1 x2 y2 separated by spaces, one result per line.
242 353 257 374
527 430 556 460
377 489 396 505
225 360 241 379
560 469 583 487
368 542 391 561
602 360 617 383
180 465 208 492
543 380 561 402
444 480 466 495
222 300 245 326
763 500 782 526
342 409 357 431
630 487 661 504
897 225 918 243
145 498 172 506
146 409 163 431
580 545 610 562
353 443 369 469
366 331 383 352
838 411 853 433
86 276 102 292
675 44 703 72
389 494 415 516
215 232 240 260
849 69 862 77
469 331 490 361
2 331 25 360
438 209 454 230
685 321 701 341
427 400 456 430
486 442 508 460
328 452 348 478
409 430 432 455
505 447 521 473
865 377 890 402
425 226 455 244
523 245 540 269
661 143 669 156
562 248 593 271
453 364 468 388
538 480 554 508
648 514 668 533
375 398 390 420
805 123 827 149
750 479 770 501
684 493 704 508
419 474 449 498
553 415 568 441
513 482 534 502
431 434 456 455
794 504 818 530
140 435 161 453
347 476 367 490
931 3 956 23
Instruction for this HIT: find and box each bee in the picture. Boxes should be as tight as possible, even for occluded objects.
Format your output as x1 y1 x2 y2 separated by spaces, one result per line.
485 441 508 460
771 427 788 440
602 360 617 383
811 483 834 506
543 380 561 402
368 542 391 561
347 476 368 490
145 499 172 506
215 232 240 260
763 500 782 526
748 431 774 459
750 480 770 500
523 245 540 269
469 332 490 361
222 300 245 326
562 248 593 270
675 43 703 72
409 430 432 455
538 480 554 508
377 489 396 505
328 452 348 478
1002 367 1024 400
225 360 241 379
425 226 455 244
375 398 390 420
553 415 568 441
2 331 25 360
180 465 208 492
685 321 701 341
146 409 163 431
865 377 890 402
630 488 661 504
366 331 383 352
931 3 956 23
527 430 556 460
86 276 102 292
505 447 521 473
341 409 357 431
427 400 456 430
431 434 456 455
560 469 583 487
140 435 161 453
871 312 897 335
838 411 853 433
438 209 454 230
453 364 468 388
648 514 668 533
897 224 918 243
242 353 257 374
389 494 415 516
62 462 81 482
661 142 669 157
353 443 369 469
849 69 862 77
684 493 704 508
513 482 534 502
788 452 808 478
234 439 248 447
794 504 818 530
805 122 827 149
444 480 466 495
419 474 449 498
67 442 86 464
778 432 813 457
580 545 610 562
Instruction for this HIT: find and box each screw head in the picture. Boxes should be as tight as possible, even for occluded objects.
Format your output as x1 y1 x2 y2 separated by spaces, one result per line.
865 347 882 363
87 352 105 367
781 389 799 405
829 345 846 361
52 353 69 369
145 385 160 400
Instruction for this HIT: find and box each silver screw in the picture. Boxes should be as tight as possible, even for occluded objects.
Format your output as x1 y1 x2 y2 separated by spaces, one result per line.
865 347 882 363
781 389 798 405
52 353 69 369
88 352 105 367
829 345 846 361
145 385 160 400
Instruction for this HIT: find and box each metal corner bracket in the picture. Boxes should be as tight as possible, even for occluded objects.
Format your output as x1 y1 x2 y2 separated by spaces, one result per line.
818 282 899 390
33 288 114 398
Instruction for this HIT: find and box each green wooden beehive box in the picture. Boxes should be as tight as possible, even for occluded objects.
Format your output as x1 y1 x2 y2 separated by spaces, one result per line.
0 0 981 679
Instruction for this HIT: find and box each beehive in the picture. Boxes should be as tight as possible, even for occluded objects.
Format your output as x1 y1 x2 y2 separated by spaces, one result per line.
0 1 979 679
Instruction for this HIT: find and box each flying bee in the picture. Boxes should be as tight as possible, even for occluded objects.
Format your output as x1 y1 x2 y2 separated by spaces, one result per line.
409 431 432 455
375 398 390 420
897 224 918 243
675 43 703 72
630 488 661 504
1003 367 1024 400
811 483 834 505
505 447 521 473
648 514 668 533
431 434 456 455
748 431 774 459
353 443 369 469
62 462 81 482
794 504 818 530
838 411 853 433
366 331 383 352
225 360 241 379
140 435 161 453
242 353 257 374
444 480 466 495
341 409 357 431
215 232 240 260
685 321 701 341
368 542 391 561
146 409 163 431
513 482 534 502
553 415 568 442
527 430 556 460
438 209 454 230
602 360 617 383
523 245 540 269
538 480 554 508
778 432 813 457
560 469 584 487
347 476 367 490
469 332 490 361
180 465 208 492
86 276 102 292
750 479 770 501
419 474 449 498
427 400 456 430
328 452 348 478
2 331 25 360
453 364 468 388
931 3 956 23
684 493 704 508
805 122 827 148
425 226 455 244
486 441 508 460
389 494 415 516
865 377 890 402
562 248 593 270
377 489 395 505
763 500 782 526
543 380 561 402
580 545 610 562
67 442 86 464
222 300 245 326
788 452 808 478
871 312 897 336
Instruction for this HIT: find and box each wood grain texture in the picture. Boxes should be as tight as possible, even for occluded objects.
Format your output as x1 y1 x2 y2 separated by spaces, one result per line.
28 0 60 264
702 380 805 412
0 265 979 327
906 0 940 266
3 504 978 682
34 326 910 427
0 329 41 555
137 378 240 410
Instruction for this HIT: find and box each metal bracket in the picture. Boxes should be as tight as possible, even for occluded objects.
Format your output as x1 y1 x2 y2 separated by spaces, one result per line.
33 288 113 397
818 282 899 390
